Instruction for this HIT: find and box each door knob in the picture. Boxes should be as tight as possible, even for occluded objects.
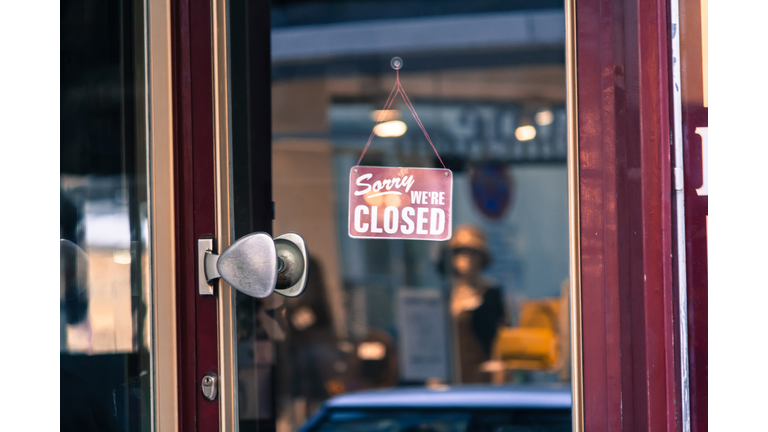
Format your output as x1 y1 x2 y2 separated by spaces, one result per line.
199 232 309 298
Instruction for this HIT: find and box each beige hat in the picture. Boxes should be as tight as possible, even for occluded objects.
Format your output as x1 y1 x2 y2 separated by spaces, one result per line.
449 224 490 267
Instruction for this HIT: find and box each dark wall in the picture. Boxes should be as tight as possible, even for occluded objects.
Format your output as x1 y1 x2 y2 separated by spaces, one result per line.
60 0 122 175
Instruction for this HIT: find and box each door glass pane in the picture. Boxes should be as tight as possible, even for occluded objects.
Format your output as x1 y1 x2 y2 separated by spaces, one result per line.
230 2 571 431
61 0 152 431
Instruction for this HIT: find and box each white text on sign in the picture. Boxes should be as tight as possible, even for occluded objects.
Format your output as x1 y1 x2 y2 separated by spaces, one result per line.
348 166 453 241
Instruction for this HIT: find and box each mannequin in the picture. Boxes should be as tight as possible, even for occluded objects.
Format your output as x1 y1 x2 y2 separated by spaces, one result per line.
448 225 506 384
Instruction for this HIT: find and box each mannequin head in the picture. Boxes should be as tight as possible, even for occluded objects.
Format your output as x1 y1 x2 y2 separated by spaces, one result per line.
452 249 486 277
449 225 490 278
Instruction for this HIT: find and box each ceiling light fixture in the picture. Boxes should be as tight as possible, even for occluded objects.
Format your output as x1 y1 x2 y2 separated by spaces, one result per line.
515 125 537 141
374 120 407 137
535 110 554 126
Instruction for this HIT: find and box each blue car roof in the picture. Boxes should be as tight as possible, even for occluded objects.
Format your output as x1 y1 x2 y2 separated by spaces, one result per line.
323 383 572 410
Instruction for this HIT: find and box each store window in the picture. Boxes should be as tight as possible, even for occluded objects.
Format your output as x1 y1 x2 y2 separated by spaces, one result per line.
229 1 571 431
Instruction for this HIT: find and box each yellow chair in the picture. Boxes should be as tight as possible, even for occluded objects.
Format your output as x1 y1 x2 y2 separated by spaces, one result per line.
486 280 571 382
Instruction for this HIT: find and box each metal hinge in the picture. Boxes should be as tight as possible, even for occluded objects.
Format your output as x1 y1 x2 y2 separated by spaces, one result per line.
674 167 684 191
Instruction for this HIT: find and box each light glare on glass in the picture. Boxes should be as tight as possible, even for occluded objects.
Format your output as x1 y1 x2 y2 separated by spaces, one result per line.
370 109 401 122
374 120 407 137
515 125 537 141
357 341 387 360
113 250 132 265
384 193 402 207
535 110 554 126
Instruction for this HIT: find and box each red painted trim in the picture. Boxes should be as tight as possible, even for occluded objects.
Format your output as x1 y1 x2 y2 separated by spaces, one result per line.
679 0 708 430
636 0 677 429
576 0 680 430
170 0 196 429
171 0 219 430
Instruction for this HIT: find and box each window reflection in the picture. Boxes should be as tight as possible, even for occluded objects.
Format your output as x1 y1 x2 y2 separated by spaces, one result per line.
60 176 149 354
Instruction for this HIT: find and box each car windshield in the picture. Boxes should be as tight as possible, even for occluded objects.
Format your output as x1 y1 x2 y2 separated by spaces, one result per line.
310 409 571 432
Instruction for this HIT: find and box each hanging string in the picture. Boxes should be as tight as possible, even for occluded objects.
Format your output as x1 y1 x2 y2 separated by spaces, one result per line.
356 74 400 166
396 79 446 169
357 64 447 169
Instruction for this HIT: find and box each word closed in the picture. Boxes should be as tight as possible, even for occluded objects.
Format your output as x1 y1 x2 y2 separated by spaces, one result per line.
348 166 453 241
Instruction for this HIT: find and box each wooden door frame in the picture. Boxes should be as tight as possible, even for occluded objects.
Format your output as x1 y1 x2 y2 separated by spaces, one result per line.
166 0 274 430
170 0 222 430
573 0 683 430
167 0 249 430
147 0 180 430
677 0 708 430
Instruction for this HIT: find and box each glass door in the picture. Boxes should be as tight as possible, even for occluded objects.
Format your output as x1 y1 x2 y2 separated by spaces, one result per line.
226 1 575 431
60 0 153 430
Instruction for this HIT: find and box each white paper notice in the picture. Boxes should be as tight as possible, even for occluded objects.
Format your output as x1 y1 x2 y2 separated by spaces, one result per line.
396 289 449 382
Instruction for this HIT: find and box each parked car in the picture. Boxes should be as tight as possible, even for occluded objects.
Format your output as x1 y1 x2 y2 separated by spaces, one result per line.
297 383 572 432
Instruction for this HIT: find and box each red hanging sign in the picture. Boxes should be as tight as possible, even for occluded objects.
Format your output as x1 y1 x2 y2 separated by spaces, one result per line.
348 57 453 241
348 166 452 241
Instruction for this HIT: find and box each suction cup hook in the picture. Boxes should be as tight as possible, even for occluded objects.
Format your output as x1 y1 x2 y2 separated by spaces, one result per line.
391 56 403 70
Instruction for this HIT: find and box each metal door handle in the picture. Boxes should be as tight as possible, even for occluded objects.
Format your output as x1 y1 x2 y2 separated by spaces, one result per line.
198 232 308 298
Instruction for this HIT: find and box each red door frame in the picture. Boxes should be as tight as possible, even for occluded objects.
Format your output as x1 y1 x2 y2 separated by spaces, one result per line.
576 0 682 430
679 0 708 429
168 0 275 430
171 0 220 430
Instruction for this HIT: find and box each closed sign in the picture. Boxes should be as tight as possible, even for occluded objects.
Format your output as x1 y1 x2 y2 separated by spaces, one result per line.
348 166 453 241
